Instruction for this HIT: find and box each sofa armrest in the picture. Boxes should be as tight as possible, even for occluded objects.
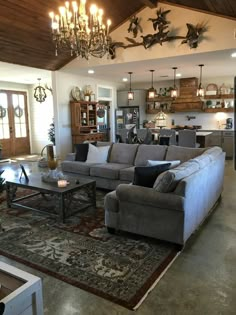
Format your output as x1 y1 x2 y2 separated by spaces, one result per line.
65 153 76 161
116 184 184 211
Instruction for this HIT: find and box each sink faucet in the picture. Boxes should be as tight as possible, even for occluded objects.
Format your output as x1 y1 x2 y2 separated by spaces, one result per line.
186 115 196 121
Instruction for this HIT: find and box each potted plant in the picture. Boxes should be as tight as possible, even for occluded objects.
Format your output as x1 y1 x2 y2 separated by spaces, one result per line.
83 85 93 101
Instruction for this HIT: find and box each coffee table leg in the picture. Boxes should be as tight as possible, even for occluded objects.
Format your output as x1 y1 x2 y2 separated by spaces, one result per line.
6 183 17 207
54 193 66 223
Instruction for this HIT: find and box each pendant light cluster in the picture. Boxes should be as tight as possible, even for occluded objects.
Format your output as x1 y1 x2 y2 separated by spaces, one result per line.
148 70 157 99
171 67 178 98
128 72 134 100
197 64 204 97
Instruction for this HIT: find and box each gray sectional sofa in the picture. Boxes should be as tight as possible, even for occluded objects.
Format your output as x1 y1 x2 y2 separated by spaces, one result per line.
61 143 225 246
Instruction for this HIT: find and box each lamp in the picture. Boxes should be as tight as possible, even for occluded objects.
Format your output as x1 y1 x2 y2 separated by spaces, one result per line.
49 0 112 59
171 67 178 98
155 105 166 129
148 70 157 99
197 64 204 97
128 72 134 100
34 78 47 103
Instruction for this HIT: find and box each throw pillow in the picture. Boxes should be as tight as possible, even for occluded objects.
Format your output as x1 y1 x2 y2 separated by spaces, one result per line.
85 143 110 163
74 143 89 161
133 163 171 188
153 160 200 192
147 159 181 169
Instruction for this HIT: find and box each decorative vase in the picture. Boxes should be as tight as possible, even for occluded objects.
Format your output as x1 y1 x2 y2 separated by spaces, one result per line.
84 95 90 101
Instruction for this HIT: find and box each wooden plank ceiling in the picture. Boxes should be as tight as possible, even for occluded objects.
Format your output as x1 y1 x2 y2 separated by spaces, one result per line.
0 0 235 72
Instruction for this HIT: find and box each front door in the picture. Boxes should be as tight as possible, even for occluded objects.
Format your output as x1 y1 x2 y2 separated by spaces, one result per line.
0 90 30 158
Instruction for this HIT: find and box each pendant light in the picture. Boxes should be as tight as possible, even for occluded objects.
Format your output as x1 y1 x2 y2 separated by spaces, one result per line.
171 67 178 98
197 64 204 97
128 72 134 100
155 105 166 129
148 70 157 99
34 78 47 103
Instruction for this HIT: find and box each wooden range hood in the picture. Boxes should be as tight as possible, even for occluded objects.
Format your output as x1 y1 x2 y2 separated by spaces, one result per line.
171 77 204 112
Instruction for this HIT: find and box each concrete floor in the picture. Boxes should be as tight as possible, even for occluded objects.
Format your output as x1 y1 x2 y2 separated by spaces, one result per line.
0 159 236 314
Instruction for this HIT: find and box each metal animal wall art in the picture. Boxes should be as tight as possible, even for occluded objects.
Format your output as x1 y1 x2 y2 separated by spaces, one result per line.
109 8 208 58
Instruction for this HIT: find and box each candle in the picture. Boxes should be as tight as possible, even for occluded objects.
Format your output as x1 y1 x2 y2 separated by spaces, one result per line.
58 180 67 187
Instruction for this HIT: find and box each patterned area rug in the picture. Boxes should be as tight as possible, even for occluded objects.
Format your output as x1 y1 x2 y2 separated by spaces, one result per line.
0 189 180 310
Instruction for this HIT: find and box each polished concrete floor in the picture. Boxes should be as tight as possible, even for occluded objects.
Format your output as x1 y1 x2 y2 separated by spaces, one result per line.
0 159 236 314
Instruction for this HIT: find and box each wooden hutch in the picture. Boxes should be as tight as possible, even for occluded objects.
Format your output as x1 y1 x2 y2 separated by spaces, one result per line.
70 101 104 145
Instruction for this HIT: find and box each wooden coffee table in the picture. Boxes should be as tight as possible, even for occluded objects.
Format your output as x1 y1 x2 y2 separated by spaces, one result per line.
5 173 96 223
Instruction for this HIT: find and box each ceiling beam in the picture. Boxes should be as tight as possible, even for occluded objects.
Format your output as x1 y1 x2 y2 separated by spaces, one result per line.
140 0 157 9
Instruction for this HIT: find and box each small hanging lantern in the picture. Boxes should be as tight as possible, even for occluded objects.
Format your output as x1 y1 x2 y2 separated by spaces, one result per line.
34 78 47 103
128 72 134 100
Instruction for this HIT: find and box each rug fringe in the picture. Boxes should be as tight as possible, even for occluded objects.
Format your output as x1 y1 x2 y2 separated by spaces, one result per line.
133 250 181 310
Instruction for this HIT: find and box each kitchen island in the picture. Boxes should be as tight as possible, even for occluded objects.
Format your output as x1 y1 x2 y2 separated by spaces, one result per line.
151 129 212 148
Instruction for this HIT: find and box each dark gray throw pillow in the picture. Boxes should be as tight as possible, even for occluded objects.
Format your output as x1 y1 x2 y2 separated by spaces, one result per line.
133 163 171 188
74 143 89 161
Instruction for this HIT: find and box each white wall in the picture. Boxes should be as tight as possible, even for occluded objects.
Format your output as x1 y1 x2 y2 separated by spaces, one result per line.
52 70 124 159
71 4 236 70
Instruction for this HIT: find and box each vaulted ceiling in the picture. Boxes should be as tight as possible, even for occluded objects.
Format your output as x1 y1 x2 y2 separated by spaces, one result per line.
0 0 235 72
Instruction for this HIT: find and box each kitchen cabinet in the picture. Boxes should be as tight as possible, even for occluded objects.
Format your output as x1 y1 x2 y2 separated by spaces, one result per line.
70 101 104 145
222 131 233 159
202 130 233 159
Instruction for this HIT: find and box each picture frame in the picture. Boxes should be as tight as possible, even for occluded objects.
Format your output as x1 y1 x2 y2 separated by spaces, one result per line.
19 164 29 182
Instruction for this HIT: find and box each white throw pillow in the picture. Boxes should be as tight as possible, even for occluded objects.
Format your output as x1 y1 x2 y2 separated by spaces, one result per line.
85 144 110 163
147 159 181 169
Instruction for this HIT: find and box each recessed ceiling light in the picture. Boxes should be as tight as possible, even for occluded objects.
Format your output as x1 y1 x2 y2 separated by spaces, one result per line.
122 77 128 82
231 52 236 58
88 69 94 74
176 73 182 77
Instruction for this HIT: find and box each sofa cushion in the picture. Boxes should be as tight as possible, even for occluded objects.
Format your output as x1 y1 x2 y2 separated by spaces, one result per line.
133 163 171 188
61 160 96 176
190 154 211 169
86 144 110 163
90 163 132 180
109 143 139 165
119 166 135 181
153 160 200 192
74 143 89 161
147 159 181 169
165 145 206 163
134 144 167 166
202 146 222 161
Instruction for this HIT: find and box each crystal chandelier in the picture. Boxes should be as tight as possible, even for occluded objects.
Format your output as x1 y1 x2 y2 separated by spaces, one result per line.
49 0 112 59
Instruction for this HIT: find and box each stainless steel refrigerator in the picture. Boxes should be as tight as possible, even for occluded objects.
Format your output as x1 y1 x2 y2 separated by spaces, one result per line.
115 106 139 133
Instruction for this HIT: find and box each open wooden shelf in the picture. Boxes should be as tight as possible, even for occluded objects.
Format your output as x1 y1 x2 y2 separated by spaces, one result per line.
204 94 234 99
203 107 234 113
